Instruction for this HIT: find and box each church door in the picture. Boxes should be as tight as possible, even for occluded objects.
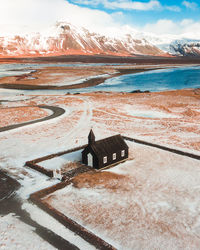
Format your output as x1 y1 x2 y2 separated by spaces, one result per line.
87 153 93 167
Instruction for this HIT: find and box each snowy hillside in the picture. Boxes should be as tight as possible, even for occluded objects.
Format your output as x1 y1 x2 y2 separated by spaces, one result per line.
137 32 200 56
0 22 165 57
1 21 200 57
169 39 200 56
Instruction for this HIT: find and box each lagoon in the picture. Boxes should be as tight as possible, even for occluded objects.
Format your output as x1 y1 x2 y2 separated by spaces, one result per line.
0 65 200 95
85 66 200 93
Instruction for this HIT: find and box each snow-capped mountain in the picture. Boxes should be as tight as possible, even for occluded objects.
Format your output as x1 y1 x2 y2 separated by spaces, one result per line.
169 39 200 56
143 33 200 56
0 21 200 57
0 22 166 57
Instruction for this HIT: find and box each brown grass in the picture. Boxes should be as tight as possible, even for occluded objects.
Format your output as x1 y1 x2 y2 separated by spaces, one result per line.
0 66 117 87
0 107 49 127
72 171 128 191
61 161 82 173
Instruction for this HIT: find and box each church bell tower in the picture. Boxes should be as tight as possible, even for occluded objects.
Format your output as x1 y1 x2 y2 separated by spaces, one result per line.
88 129 95 145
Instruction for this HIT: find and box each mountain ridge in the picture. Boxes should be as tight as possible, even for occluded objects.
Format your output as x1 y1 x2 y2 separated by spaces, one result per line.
0 22 168 58
0 22 200 58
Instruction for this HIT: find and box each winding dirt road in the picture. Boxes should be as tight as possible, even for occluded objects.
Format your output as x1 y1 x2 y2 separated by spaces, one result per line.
0 105 65 133
0 102 81 249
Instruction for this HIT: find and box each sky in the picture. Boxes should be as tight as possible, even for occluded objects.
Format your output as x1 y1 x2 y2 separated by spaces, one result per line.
0 0 200 37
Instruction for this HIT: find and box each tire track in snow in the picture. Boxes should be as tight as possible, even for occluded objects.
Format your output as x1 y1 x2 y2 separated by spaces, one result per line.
66 96 93 143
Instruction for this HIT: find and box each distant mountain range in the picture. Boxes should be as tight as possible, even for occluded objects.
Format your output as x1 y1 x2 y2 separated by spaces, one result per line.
169 40 200 56
0 22 200 58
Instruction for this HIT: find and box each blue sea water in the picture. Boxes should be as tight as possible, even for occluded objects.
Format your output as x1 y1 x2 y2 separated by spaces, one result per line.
85 66 200 93
0 64 200 95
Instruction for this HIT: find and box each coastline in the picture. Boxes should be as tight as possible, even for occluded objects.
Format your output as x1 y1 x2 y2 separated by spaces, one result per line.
0 67 164 90
0 56 199 91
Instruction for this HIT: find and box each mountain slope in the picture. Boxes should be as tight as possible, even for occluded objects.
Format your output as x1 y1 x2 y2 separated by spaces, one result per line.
169 40 200 56
1 22 200 58
145 34 200 56
0 22 166 58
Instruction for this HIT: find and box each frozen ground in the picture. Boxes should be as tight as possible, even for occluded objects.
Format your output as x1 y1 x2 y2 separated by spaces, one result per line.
0 88 199 249
0 213 56 250
126 109 178 118
40 150 82 170
0 65 117 87
0 106 51 127
44 141 200 249
55 73 110 86
0 94 96 249
0 90 199 197
22 203 96 250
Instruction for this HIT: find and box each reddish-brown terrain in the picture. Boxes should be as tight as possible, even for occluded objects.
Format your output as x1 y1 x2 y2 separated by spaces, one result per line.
0 57 199 250
0 23 167 58
0 107 49 127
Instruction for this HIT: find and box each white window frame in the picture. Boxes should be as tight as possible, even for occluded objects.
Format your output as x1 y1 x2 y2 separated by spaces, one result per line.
121 150 125 157
103 156 107 164
113 153 116 160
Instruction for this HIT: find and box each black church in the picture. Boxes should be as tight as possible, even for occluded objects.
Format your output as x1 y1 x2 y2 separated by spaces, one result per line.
82 130 129 169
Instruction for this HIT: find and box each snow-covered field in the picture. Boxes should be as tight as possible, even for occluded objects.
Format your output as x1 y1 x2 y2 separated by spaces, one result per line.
0 94 96 249
0 213 55 250
44 141 200 249
40 150 82 170
0 65 117 87
0 88 199 249
22 203 96 250
0 90 199 197
126 108 178 118
0 106 51 127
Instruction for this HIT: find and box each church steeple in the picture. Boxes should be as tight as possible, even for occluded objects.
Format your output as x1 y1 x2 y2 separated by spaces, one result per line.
88 129 95 145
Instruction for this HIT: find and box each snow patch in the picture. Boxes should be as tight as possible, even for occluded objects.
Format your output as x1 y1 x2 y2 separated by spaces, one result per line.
40 150 82 170
0 213 55 250
22 203 96 250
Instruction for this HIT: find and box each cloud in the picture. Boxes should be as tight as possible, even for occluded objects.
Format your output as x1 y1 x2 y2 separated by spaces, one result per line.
72 0 181 12
143 19 179 35
180 19 200 35
165 5 181 12
1 0 200 39
142 18 200 37
103 0 161 10
72 0 161 10
0 0 121 36
182 1 198 10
